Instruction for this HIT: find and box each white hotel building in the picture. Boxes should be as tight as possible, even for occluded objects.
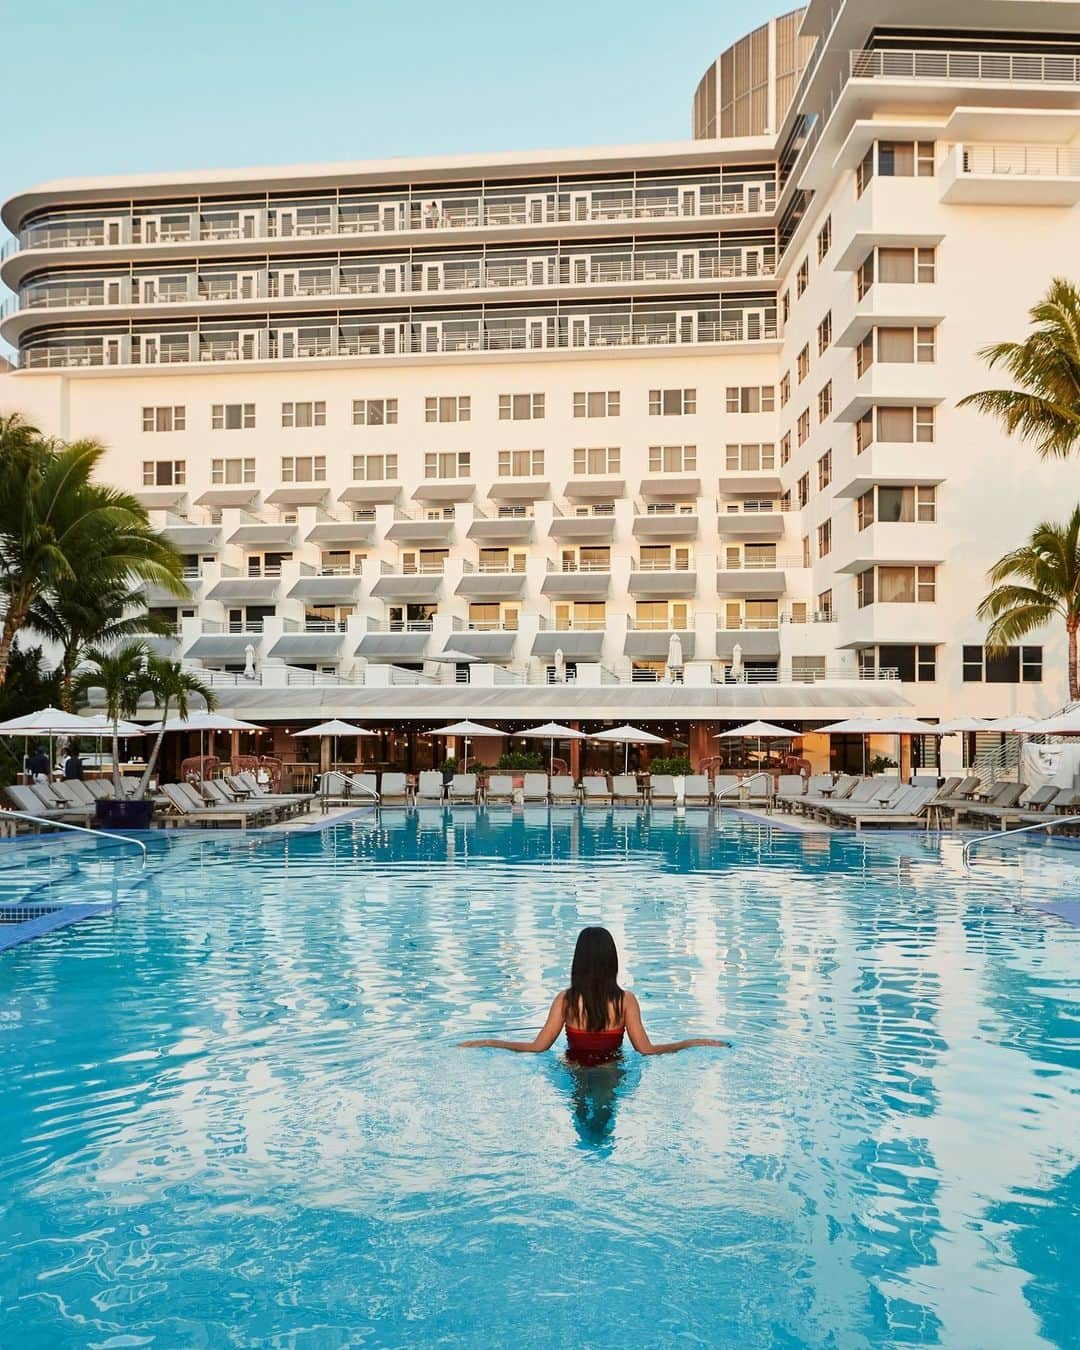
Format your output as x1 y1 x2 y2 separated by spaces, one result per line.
2 0 1080 767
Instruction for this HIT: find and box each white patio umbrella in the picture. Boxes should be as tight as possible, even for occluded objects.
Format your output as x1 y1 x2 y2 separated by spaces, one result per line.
0 706 143 784
934 715 991 768
519 721 585 773
817 717 879 774
1028 708 1080 735
986 714 1040 733
426 719 506 771
291 718 376 772
144 711 266 780
863 716 941 780
591 723 668 773
716 719 797 768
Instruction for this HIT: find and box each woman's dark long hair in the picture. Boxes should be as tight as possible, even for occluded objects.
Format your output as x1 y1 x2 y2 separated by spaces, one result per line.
566 927 624 1031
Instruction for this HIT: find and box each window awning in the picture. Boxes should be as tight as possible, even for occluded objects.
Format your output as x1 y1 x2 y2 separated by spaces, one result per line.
715 630 781 659
354 633 430 661
288 576 362 602
639 476 701 498
454 573 526 599
369 575 443 601
438 631 517 659
563 478 625 500
487 480 550 502
206 577 280 602
268 633 347 661
306 521 376 545
184 634 261 660
531 631 605 659
412 482 475 503
338 484 402 504
196 488 259 508
624 632 697 659
265 487 329 506
227 524 298 547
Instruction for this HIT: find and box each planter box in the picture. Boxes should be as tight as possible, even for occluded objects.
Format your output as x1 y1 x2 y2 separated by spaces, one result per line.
94 798 154 830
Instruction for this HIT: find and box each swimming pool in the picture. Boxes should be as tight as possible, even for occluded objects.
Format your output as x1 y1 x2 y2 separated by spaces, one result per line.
1 811 1077 1348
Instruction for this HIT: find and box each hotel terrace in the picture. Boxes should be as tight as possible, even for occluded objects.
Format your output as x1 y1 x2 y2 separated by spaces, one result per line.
3 0 1080 776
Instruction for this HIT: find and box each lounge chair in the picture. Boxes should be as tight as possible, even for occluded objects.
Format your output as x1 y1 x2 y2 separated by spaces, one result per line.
581 776 612 805
200 780 282 826
825 783 938 829
379 772 410 805
4 784 93 827
317 771 376 813
522 773 549 802
449 773 478 803
612 774 641 805
485 774 514 803
712 775 740 804
776 774 806 809
973 784 1065 828
957 781 1026 822
649 774 677 804
683 774 712 806
415 771 444 803
84 779 116 800
160 782 251 829
52 780 98 808
549 775 579 803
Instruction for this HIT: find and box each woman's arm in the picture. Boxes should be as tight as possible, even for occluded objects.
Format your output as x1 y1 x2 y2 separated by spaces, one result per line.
623 991 730 1056
458 993 566 1053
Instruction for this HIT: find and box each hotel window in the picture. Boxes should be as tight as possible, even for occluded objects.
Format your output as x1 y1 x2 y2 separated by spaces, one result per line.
817 518 832 557
816 215 832 262
817 449 832 490
282 401 325 428
424 451 471 478
573 447 620 475
856 333 874 377
818 588 833 618
781 289 790 324
875 405 936 444
353 398 398 425
963 645 1043 683
648 444 697 473
801 535 811 568
649 388 696 415
878 140 935 177
636 600 689 630
877 326 936 363
725 443 775 471
796 473 810 508
142 460 185 486
874 645 938 682
779 372 791 407
862 565 936 605
425 395 470 423
352 453 398 480
878 246 936 284
726 385 775 413
857 253 875 300
573 390 619 418
554 602 606 630
281 455 326 483
856 147 875 198
817 311 832 355
142 405 185 432
818 382 832 422
797 410 810 446
499 393 545 420
780 432 791 466
211 457 255 484
796 257 809 298
498 449 544 476
211 403 255 430
797 345 810 383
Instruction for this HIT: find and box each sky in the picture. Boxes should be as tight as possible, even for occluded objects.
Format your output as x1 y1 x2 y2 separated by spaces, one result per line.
0 0 782 209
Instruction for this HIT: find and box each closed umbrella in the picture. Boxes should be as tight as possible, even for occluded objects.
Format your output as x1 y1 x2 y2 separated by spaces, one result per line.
591 723 668 773
292 718 376 773
426 719 505 771
519 721 585 773
667 633 684 679
243 643 257 680
554 647 566 683
730 642 744 684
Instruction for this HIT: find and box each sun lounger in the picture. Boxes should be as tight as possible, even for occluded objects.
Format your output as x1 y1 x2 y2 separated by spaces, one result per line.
317 771 377 812
971 784 1069 828
5 784 93 827
201 780 283 825
232 772 314 810
52 780 98 808
826 783 938 829
416 771 444 803
712 775 740 804
449 773 478 803
522 773 549 802
160 782 251 829
485 774 514 803
649 774 677 804
582 776 613 805
683 774 712 806
612 774 641 805
379 773 410 805
957 781 1026 822
776 774 806 808
549 775 579 803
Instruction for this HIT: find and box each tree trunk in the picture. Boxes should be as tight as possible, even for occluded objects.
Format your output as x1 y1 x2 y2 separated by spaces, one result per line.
111 722 123 798
1068 617 1079 702
136 695 171 799
0 607 24 687
60 647 77 712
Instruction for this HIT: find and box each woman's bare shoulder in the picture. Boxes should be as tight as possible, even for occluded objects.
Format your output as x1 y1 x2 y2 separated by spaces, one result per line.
623 989 640 1011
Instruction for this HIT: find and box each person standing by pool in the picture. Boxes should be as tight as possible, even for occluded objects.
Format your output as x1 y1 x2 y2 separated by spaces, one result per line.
29 746 51 784
459 926 729 1059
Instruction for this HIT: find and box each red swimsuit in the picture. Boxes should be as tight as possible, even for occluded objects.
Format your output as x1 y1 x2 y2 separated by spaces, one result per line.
565 1025 625 1063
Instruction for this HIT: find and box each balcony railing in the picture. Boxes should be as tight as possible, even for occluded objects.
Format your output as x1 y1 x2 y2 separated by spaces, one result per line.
850 48 1080 85
317 565 364 576
546 559 611 573
719 555 801 570
958 144 1080 177
550 619 607 632
717 617 780 631
627 617 692 631
632 557 692 571
369 619 435 632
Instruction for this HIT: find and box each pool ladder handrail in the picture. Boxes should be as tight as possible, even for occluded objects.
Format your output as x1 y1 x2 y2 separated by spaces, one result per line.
963 814 1080 868
319 775 380 808
715 771 774 811
0 808 147 866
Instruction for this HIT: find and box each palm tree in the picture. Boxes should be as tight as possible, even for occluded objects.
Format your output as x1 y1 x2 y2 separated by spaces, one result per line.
72 641 151 797
959 277 1080 460
0 416 187 687
136 658 216 798
977 508 1080 700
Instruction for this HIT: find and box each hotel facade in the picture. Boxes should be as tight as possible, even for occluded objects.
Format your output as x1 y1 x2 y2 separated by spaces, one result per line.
3 0 1080 767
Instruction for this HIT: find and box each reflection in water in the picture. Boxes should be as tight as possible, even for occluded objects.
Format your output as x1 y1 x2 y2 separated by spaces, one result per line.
550 1052 640 1155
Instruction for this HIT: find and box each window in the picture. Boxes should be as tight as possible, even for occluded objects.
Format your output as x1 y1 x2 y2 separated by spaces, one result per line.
725 443 776 471
818 588 833 618
802 535 811 568
779 372 791 407
963 645 1043 683
781 289 790 324
857 253 875 300
211 457 255 484
780 432 791 466
816 216 832 262
875 405 936 444
797 345 810 383
425 395 470 423
499 393 545 420
142 460 185 486
797 473 810 508
817 311 832 355
142 406 185 432
856 146 875 198
870 565 937 604
856 333 874 378
817 450 832 490
797 410 810 446
875 645 938 682
648 444 697 473
352 453 398 480
818 382 832 422
877 327 935 363
796 257 809 298
282 401 326 428
424 451 471 478
878 246 936 284
353 398 398 425
726 385 775 413
211 403 255 430
649 388 696 415
817 518 832 557
573 390 619 418
878 140 935 177
572 447 620 475
498 449 545 476
281 455 326 482
874 485 937 523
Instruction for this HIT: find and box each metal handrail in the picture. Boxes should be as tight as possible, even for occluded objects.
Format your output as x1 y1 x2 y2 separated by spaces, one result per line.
320 774 380 806
0 809 147 866
962 815 1080 868
715 771 774 808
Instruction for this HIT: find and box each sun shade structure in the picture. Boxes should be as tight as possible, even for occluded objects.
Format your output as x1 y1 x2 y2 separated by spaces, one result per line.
934 716 993 733
0 707 104 735
591 723 668 773
143 711 267 783
1028 709 1080 735
716 721 797 739
986 714 1041 733
426 719 506 770
519 721 586 772
292 719 377 774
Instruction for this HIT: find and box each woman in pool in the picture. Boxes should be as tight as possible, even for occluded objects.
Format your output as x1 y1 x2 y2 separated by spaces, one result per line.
459 926 729 1059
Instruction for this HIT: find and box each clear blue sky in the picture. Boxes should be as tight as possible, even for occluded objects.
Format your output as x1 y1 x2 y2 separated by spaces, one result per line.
1 0 782 209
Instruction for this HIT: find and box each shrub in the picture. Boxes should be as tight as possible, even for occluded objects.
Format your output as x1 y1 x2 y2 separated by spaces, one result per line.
439 756 459 775
647 755 692 775
868 755 898 775
496 750 545 771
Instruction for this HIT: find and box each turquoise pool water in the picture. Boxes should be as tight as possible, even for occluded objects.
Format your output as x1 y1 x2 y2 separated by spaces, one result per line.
0 811 1077 1348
